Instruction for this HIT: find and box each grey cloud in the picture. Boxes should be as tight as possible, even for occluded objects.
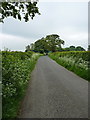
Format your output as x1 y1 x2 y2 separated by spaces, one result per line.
0 2 88 50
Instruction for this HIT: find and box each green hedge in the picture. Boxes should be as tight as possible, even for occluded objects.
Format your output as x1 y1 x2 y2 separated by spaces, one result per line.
2 51 40 118
49 51 90 81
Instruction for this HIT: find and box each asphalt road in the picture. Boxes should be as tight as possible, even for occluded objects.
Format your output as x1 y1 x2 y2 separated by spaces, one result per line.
19 56 88 118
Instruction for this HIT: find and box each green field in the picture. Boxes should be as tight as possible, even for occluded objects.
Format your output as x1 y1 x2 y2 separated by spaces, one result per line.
49 51 90 81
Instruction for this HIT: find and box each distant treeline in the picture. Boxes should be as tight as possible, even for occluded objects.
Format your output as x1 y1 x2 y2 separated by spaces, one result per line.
62 46 86 51
25 34 87 53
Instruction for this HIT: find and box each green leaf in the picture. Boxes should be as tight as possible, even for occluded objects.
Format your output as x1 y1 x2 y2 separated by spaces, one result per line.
18 14 21 21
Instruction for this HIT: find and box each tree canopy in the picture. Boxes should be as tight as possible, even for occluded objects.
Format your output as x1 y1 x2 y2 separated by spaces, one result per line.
69 46 76 51
63 46 85 51
75 46 85 51
45 34 64 52
88 45 90 51
25 34 65 53
0 1 40 22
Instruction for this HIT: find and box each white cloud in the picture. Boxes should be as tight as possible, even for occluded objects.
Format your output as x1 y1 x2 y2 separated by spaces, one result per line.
0 33 34 51
67 33 88 40
39 0 89 2
61 32 88 49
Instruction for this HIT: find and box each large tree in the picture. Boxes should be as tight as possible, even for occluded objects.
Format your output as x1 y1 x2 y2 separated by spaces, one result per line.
75 46 85 51
34 34 64 53
25 45 31 52
30 43 35 50
45 34 64 52
69 46 76 51
34 37 48 53
0 0 40 22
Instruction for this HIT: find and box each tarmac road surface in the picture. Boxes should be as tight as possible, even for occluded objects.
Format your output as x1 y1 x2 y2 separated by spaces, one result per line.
19 56 88 118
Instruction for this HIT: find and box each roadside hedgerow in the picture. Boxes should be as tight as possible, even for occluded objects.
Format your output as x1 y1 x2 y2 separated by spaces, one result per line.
2 51 40 118
49 51 90 81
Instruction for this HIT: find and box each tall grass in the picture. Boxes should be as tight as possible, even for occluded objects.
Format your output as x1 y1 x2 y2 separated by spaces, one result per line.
2 51 41 118
49 51 90 81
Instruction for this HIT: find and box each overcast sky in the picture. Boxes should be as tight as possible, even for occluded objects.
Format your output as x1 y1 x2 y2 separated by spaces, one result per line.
0 1 88 51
